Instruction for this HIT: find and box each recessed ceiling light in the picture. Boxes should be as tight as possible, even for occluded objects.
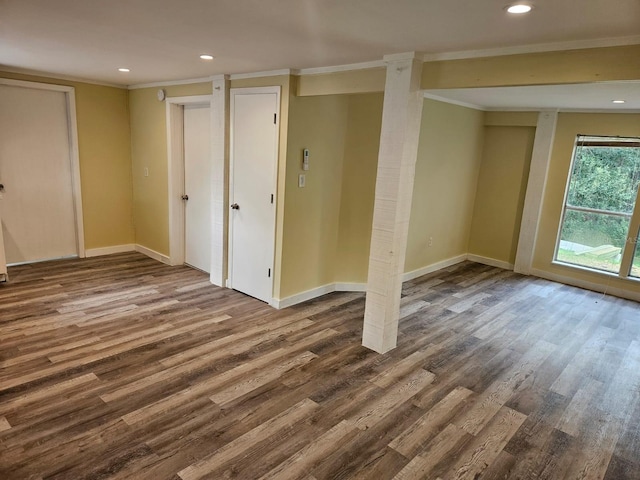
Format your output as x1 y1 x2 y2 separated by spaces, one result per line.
199 54 214 60
612 100 626 104
118 68 130 73
507 4 532 14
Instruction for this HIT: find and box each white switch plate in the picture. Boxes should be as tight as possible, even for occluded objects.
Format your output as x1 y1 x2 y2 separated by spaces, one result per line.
144 167 149 177
298 174 306 188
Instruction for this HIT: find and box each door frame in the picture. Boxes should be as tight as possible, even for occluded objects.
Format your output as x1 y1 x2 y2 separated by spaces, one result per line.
0 78 85 259
227 86 280 303
166 94 213 267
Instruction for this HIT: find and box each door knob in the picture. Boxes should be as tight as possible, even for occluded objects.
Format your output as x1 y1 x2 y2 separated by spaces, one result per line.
231 203 239 210
181 194 189 201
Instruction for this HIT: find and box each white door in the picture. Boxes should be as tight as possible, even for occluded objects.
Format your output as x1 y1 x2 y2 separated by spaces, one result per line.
0 84 78 264
183 104 212 273
229 89 279 303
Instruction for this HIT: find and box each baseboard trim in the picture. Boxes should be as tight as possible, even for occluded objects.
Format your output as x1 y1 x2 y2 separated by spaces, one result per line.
85 244 135 258
335 282 367 292
467 254 514 271
135 244 171 265
272 282 367 309
530 268 640 303
402 254 468 282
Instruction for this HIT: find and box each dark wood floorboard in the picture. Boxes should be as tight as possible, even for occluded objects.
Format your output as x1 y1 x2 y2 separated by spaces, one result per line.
1 253 639 479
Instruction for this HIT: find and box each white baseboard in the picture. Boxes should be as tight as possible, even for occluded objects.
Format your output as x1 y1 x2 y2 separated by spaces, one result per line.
272 282 367 309
273 256 472 309
467 254 514 271
85 244 135 258
135 244 171 265
335 282 367 292
402 254 468 282
530 267 640 303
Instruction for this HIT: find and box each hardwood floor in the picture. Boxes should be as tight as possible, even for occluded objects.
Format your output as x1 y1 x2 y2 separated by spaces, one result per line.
1 252 639 479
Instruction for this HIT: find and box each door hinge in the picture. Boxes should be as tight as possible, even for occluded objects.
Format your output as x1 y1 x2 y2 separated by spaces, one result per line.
268 268 271 278
274 113 277 124
270 194 274 204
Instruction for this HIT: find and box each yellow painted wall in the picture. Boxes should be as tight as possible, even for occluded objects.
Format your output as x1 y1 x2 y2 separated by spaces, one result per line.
533 112 640 293
296 68 386 96
469 125 535 264
405 99 485 273
422 44 640 89
279 94 349 298
128 82 212 255
0 71 134 250
335 93 384 283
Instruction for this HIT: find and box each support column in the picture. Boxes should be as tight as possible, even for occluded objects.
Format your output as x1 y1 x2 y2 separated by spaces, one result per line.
210 74 230 287
514 110 558 275
362 53 423 354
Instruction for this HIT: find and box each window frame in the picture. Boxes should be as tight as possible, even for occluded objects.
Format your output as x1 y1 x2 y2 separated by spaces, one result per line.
553 134 640 279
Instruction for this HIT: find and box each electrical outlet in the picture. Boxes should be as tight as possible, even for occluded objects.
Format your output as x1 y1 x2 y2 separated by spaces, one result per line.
298 174 306 188
428 236 433 247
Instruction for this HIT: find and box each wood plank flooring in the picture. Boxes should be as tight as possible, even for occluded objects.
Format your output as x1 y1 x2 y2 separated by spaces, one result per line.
1 252 639 479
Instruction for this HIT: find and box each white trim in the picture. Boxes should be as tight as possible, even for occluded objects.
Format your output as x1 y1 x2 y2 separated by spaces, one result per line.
272 284 337 309
85 244 135 257
210 76 230 287
530 267 640 303
467 254 514 271
65 89 86 259
271 282 367 309
228 86 280 303
483 107 640 114
166 94 212 104
423 92 485 111
514 110 558 275
335 282 367 292
383 52 422 62
297 60 385 76
166 94 214 267
0 78 86 260
402 254 468 282
229 69 295 80
129 76 214 90
422 35 640 62
0 67 124 88
135 244 171 265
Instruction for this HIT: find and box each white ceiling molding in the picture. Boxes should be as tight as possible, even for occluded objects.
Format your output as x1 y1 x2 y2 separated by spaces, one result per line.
228 69 296 80
0 65 123 89
297 60 385 76
422 35 640 62
128 76 215 90
422 92 486 111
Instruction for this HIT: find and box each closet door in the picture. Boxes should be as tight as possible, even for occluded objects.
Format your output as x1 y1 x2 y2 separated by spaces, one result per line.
0 84 77 264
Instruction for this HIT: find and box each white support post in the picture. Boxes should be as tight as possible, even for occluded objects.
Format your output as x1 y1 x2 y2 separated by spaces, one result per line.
362 53 424 354
514 110 558 275
210 75 230 287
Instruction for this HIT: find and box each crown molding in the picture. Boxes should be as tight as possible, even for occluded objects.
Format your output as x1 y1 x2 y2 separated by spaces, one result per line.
128 76 214 90
0 65 124 88
423 92 486 111
229 69 296 80
297 60 385 76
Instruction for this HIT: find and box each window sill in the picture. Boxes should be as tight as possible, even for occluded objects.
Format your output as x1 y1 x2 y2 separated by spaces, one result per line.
551 259 640 282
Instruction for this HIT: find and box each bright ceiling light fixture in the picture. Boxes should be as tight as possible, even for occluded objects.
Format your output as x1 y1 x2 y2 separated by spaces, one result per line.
199 54 214 60
507 4 533 14
612 100 626 104
118 67 130 72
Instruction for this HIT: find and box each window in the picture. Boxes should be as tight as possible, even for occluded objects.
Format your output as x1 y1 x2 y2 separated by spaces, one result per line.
555 135 640 277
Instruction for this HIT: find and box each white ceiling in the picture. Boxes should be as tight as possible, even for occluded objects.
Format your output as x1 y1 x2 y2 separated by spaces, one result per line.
1 0 639 86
